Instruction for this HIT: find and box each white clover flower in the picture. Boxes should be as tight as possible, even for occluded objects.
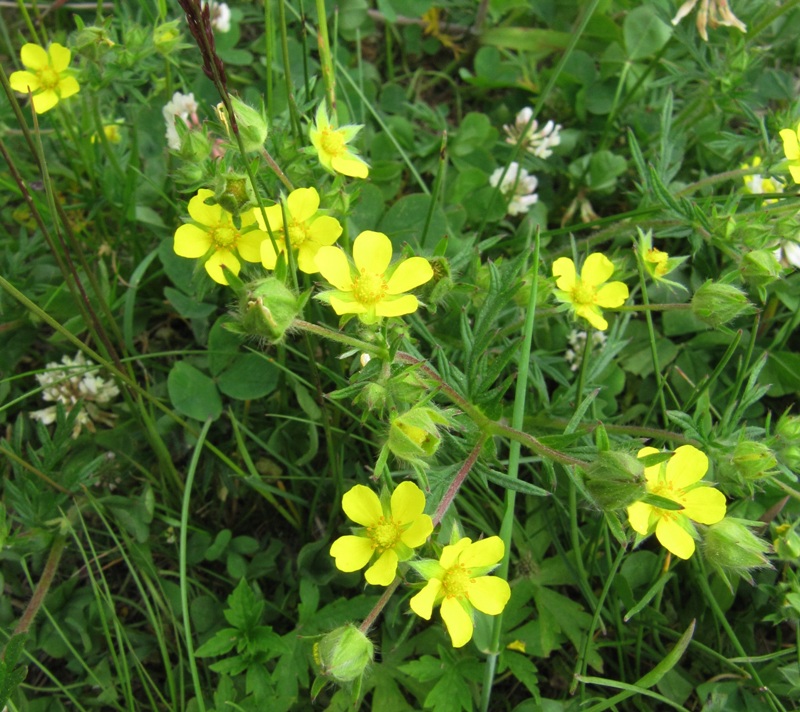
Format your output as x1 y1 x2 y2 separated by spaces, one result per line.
504 107 562 159
775 241 800 269
30 353 120 437
204 1 232 33
163 91 199 150
565 329 607 371
489 162 539 216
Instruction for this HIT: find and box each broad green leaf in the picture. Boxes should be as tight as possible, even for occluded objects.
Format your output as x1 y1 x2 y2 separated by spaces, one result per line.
167 361 222 421
217 353 280 400
623 6 672 61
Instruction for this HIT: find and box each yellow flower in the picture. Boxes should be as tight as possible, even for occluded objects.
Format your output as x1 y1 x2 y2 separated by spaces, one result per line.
315 230 433 324
742 156 783 199
410 536 511 648
255 187 342 274
309 103 369 179
91 123 122 144
9 42 80 114
779 123 800 184
174 188 267 285
552 253 628 331
330 482 433 586
627 445 727 560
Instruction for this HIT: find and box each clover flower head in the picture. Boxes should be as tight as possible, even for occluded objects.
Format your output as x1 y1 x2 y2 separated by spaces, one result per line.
627 445 727 560
330 482 433 586
552 253 628 331
309 103 369 179
255 187 342 274
9 42 80 114
779 123 800 184
174 188 267 285
163 91 200 150
315 230 433 324
489 162 539 216
410 536 511 648
203 1 231 33
565 329 607 372
31 352 119 437
504 108 562 159
671 0 746 41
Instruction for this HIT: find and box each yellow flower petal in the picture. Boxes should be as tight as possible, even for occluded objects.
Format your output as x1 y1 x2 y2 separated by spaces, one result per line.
789 165 800 184
441 597 473 648
287 187 319 223
440 538 471 569
637 446 662 484
467 576 510 615
32 90 59 114
329 294 368 315
353 231 392 275
655 516 695 559
316 246 353 290
400 514 433 548
308 216 343 246
205 250 240 285
552 257 576 291
9 70 41 93
682 486 726 525
575 304 608 331
594 281 628 308
581 253 614 287
238 228 266 263
386 257 434 294
261 238 281 270
780 129 800 161
342 484 383 526
390 481 426 525
48 43 72 72
187 189 219 224
365 549 398 586
666 445 708 489
296 242 323 274
410 578 442 620
460 536 504 569
374 294 419 317
330 535 374 572
627 500 653 535
174 224 212 258
20 43 49 70
332 155 369 179
58 75 80 99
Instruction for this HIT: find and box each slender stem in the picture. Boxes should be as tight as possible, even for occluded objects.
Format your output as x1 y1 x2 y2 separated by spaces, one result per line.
294 319 390 359
261 147 295 191
358 579 400 634
315 0 336 115
0 445 71 494
432 436 486 526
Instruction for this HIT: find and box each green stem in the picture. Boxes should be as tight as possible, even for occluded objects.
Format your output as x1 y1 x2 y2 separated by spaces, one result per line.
315 0 336 115
180 418 213 712
481 229 540 712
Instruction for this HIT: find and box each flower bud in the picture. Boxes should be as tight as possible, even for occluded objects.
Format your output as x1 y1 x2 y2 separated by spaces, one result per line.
742 249 782 289
731 441 777 480
775 413 800 471
314 625 373 683
772 523 800 560
215 173 254 215
71 24 116 61
233 277 302 343
703 518 771 586
583 451 646 511
387 407 448 463
153 20 182 55
691 281 756 328
218 97 269 153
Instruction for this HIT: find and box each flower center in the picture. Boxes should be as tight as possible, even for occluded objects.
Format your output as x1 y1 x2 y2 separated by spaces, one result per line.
570 280 596 307
38 67 60 91
368 516 401 551
286 221 309 247
442 564 471 599
352 270 387 305
212 225 237 248
320 128 346 158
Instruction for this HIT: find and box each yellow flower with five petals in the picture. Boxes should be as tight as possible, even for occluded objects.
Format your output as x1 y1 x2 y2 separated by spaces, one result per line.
255 187 342 274
330 482 433 586
627 445 727 560
309 103 369 179
174 188 267 285
552 253 628 331
779 123 800 183
409 536 511 648
9 42 80 114
315 230 433 324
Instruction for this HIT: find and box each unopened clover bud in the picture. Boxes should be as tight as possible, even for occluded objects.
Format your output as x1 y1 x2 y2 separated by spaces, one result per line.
583 451 646 511
691 281 756 328
221 96 269 153
387 407 448 462
703 518 771 585
215 173 254 215
731 441 777 480
235 277 302 343
153 20 182 54
314 625 373 683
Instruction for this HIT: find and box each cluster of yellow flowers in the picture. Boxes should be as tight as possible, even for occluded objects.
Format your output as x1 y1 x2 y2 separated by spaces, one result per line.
330 481 511 648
